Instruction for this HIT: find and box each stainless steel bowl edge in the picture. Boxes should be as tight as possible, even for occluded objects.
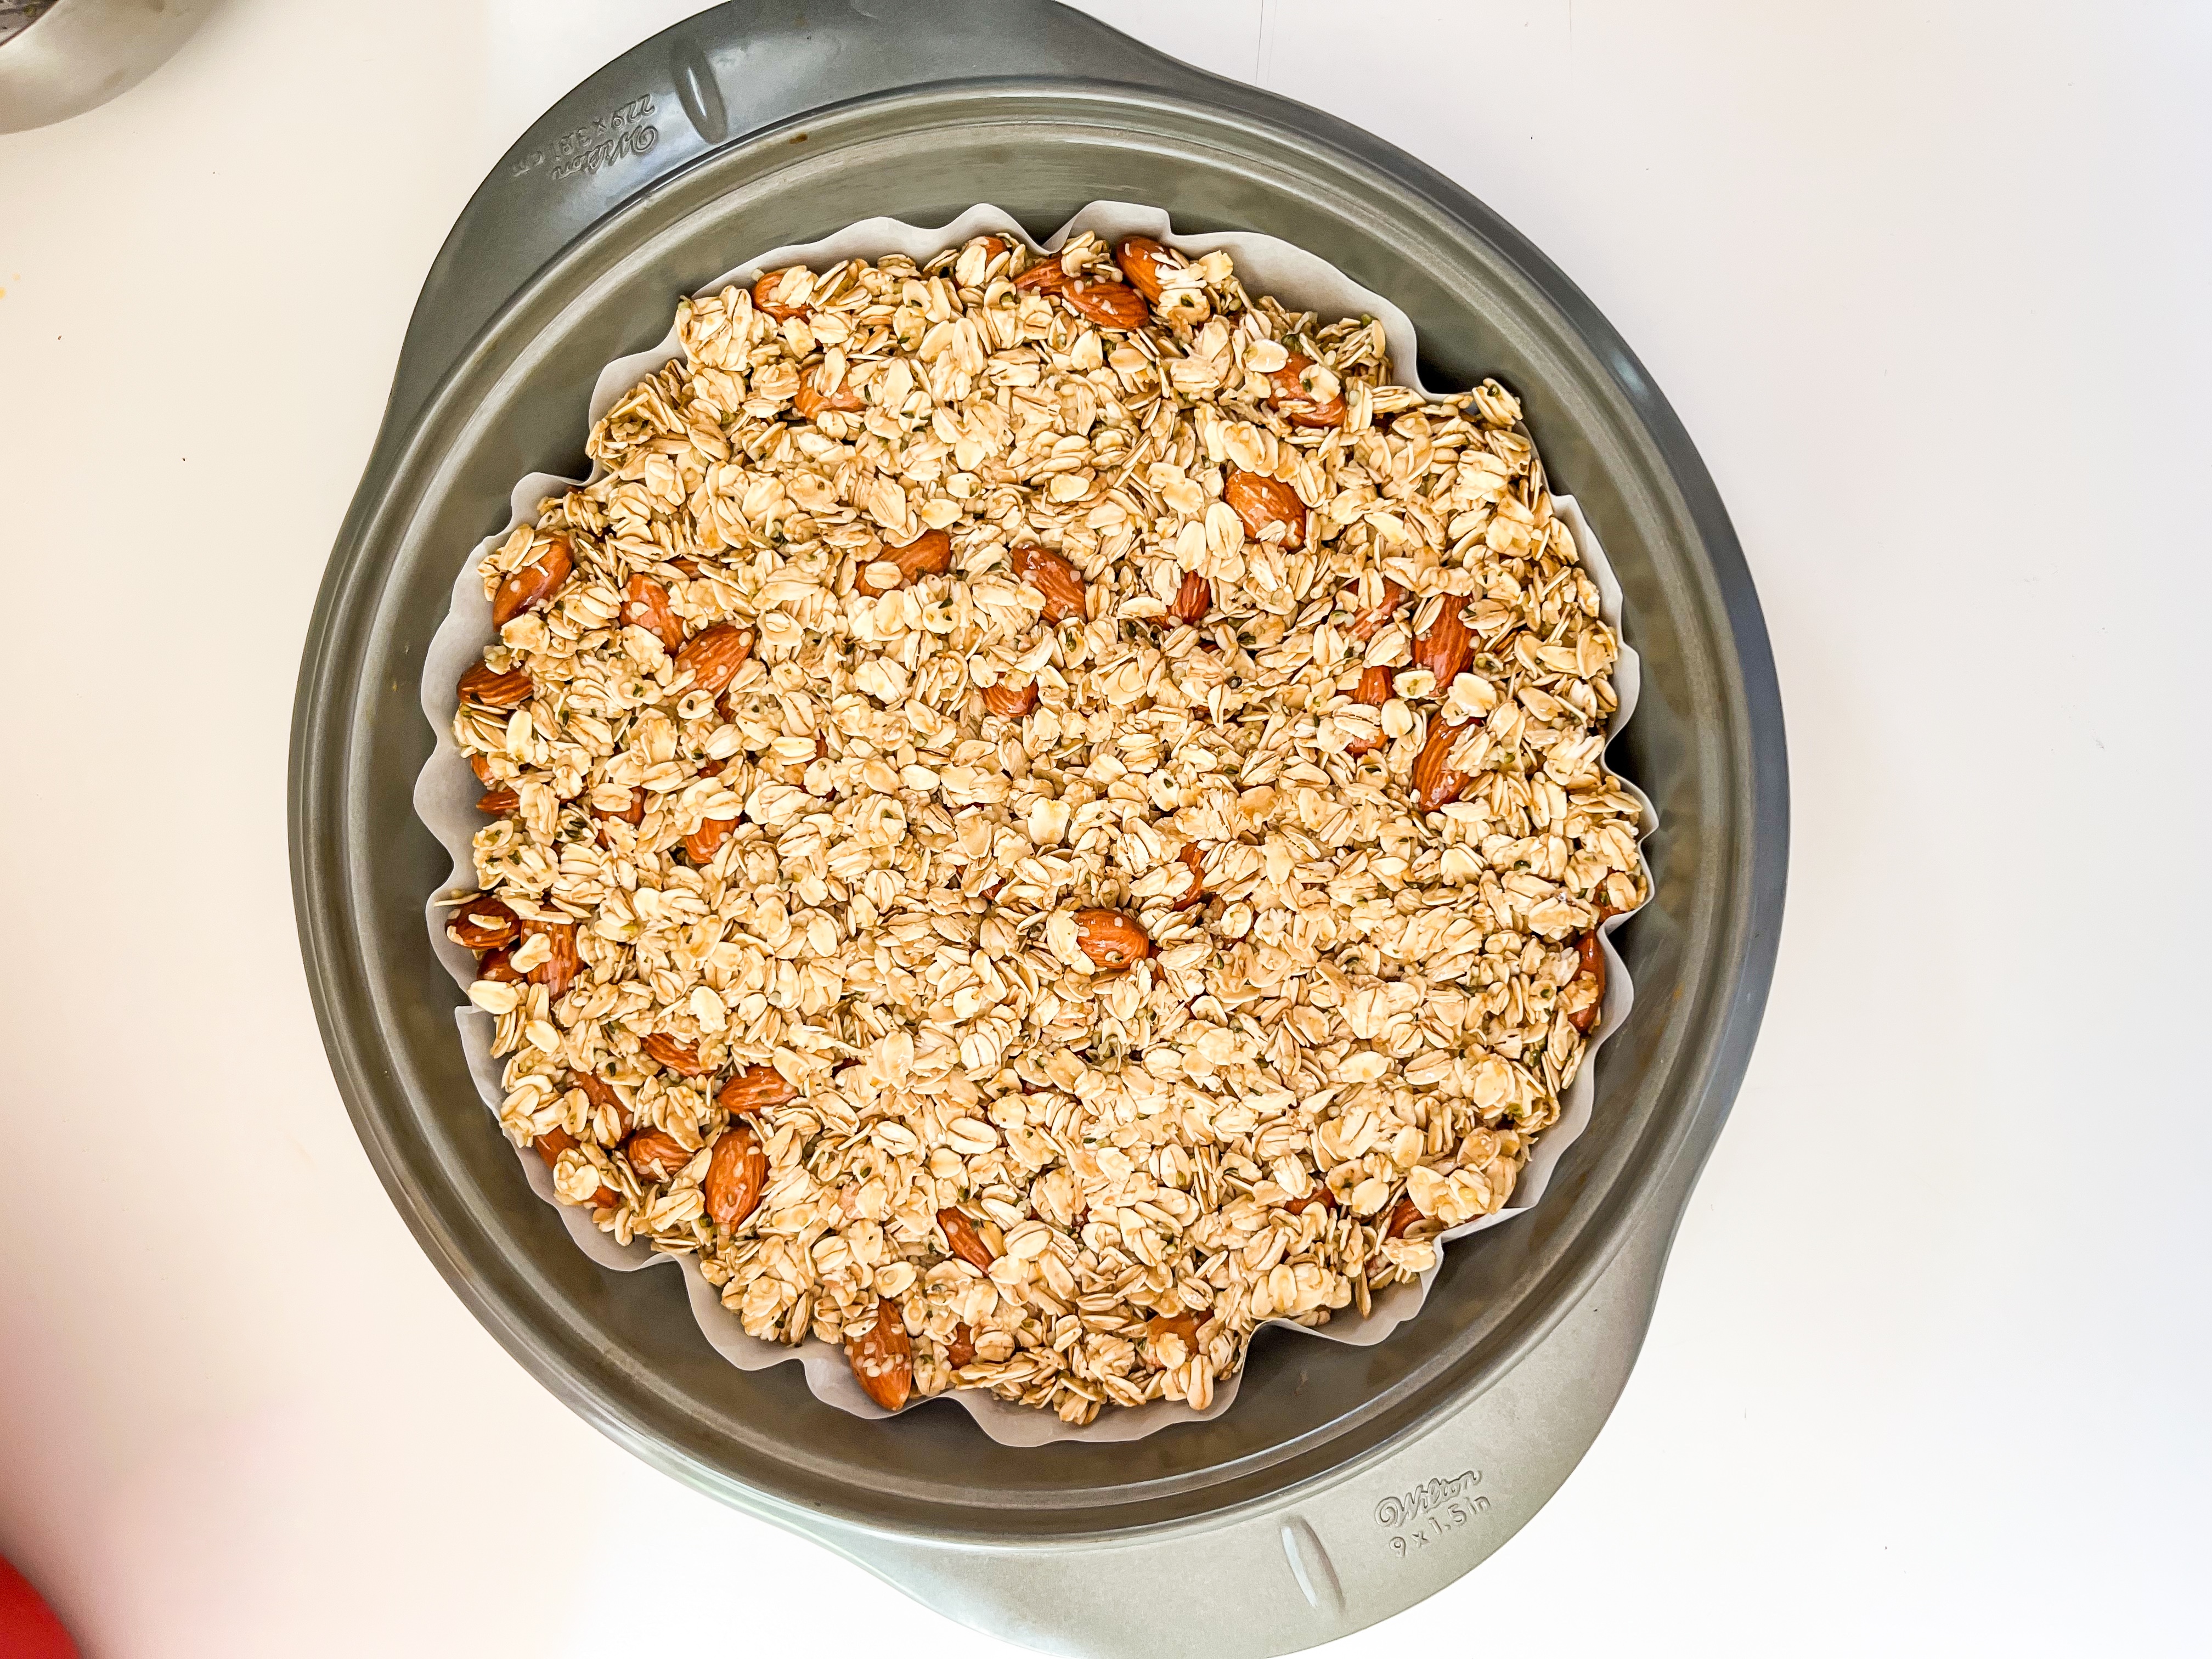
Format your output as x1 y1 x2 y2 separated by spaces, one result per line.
0 0 221 134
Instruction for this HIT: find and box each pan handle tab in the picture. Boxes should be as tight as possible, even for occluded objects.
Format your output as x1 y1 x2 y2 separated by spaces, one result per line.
381 0 1234 437
770 1188 1685 1657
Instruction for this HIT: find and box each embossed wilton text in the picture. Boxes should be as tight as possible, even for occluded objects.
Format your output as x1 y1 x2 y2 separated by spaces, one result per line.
507 95 660 182
1374 1469 1481 1530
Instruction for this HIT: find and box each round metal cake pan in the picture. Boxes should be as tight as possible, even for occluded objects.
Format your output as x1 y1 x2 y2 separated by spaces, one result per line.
292 0 1785 1559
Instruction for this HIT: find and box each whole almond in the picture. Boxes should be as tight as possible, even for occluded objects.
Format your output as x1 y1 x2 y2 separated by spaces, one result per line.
1412 603 1474 689
1409 717 1474 812
937 1208 997 1274
571 1070 631 1136
592 785 646 849
592 785 646 827
522 916 579 998
682 811 740 865
703 1121 768 1229
1064 276 1150 331
1283 1184 1338 1215
475 785 519 815
675 623 752 695
1267 351 1348 428
718 1064 795 1116
458 661 533 709
1346 664 1396 755
1567 930 1607 1034
469 753 493 783
492 535 572 627
1114 235 1172 302
981 678 1038 718
625 1127 691 1182
476 945 524 983
620 574 684 651
448 894 518 951
793 371 865 420
846 1296 913 1412
1009 544 1086 623
1012 259 1069 294
1172 843 1208 912
857 527 952 596
1345 577 1409 641
535 1126 618 1208
1578 928 1605 978
1173 569 1211 625
1075 908 1152 971
1146 1311 1202 1362
641 1031 706 1076
1222 468 1306 546
1385 1195 1423 1238
944 1321 978 1368
751 269 809 319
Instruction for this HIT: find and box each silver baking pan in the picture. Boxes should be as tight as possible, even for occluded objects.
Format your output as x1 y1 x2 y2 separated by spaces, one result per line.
289 3 1788 1653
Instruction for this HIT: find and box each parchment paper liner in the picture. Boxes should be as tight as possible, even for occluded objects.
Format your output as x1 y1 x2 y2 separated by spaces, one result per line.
415 203 1657 1446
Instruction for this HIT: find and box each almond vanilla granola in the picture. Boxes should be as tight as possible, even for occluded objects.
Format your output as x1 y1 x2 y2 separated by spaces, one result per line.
440 229 1647 1424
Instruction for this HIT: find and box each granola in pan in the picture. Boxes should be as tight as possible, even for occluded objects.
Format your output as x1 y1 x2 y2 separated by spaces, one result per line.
441 229 1646 1423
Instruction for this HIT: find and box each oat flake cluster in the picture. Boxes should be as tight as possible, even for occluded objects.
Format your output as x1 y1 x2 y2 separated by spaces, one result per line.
442 229 1647 1424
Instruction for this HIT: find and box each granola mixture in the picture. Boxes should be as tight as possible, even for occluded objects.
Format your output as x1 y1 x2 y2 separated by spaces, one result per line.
441 230 1647 1423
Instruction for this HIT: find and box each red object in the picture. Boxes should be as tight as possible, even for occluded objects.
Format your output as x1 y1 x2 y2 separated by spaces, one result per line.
0 1556 76 1659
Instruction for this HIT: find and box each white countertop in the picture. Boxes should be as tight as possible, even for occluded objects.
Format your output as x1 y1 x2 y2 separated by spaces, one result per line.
2 2 2205 1653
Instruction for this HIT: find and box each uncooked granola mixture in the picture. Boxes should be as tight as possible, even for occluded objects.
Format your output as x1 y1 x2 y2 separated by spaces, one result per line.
441 229 1647 1423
